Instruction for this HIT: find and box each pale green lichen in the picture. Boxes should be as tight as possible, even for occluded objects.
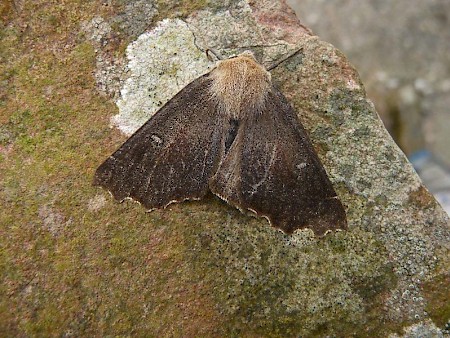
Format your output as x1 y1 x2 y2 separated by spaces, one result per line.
112 18 214 135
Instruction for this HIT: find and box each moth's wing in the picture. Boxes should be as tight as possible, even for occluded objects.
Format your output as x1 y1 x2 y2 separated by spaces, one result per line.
94 74 224 209
209 88 347 235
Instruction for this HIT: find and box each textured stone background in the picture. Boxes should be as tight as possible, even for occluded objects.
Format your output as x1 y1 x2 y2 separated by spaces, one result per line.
0 0 449 337
287 0 450 165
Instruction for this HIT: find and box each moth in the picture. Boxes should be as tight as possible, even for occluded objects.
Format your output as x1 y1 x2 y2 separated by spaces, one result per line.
94 51 347 236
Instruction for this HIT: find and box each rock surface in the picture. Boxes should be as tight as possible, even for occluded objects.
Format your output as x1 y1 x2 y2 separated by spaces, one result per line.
0 0 448 337
287 0 450 166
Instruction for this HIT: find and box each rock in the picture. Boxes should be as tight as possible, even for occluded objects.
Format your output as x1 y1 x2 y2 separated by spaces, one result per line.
38 205 70 237
1 0 448 337
89 0 449 336
287 0 450 165
389 320 445 338
87 194 107 212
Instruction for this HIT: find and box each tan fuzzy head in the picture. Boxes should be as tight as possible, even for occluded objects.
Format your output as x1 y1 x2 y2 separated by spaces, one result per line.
210 52 272 119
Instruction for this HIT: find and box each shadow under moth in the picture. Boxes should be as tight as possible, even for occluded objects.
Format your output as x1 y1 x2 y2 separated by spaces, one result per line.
94 51 347 236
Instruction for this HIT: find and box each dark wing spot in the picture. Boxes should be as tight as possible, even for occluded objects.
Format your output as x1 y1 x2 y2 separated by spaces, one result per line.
225 119 239 154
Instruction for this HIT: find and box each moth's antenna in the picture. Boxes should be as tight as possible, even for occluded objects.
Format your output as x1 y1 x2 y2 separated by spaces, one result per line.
206 49 224 62
267 48 303 71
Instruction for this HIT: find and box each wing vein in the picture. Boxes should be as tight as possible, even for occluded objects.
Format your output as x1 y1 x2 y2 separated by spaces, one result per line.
249 144 277 196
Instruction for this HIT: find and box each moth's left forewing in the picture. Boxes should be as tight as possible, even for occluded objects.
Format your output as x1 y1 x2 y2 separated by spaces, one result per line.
94 74 227 210
210 86 347 236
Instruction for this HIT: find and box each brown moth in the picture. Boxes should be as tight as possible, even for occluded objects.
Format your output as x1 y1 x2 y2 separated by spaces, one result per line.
94 51 347 236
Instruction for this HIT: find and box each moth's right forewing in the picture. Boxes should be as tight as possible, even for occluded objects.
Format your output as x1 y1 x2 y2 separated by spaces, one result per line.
94 74 226 209
210 88 347 236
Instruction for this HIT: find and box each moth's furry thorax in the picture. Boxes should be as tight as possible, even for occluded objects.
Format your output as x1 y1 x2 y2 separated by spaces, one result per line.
210 52 272 119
